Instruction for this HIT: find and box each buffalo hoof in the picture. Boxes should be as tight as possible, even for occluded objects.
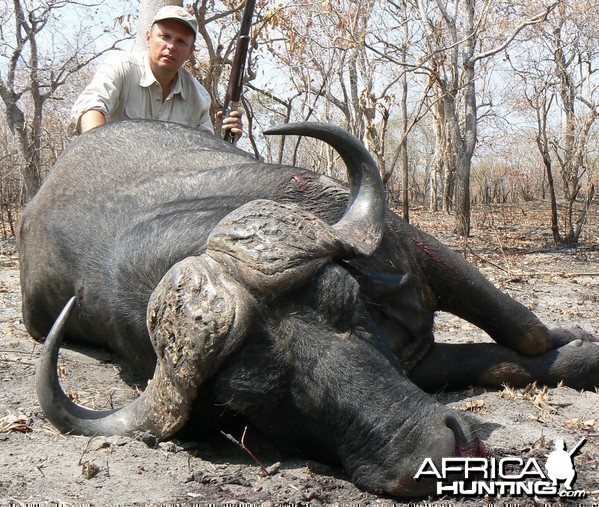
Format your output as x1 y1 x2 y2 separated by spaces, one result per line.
548 326 599 348
543 340 599 390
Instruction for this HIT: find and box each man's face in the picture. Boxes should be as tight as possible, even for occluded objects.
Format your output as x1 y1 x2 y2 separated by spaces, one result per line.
146 20 195 76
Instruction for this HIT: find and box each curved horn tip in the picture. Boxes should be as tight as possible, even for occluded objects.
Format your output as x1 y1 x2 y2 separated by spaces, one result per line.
263 122 386 257
45 297 77 347
36 295 191 442
263 122 340 137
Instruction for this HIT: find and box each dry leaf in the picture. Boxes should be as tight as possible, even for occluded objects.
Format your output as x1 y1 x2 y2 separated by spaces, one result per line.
0 414 32 433
81 461 100 479
565 418 598 430
465 399 485 411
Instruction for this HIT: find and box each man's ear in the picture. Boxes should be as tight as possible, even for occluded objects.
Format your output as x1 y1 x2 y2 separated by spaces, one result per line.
186 44 195 61
145 28 152 47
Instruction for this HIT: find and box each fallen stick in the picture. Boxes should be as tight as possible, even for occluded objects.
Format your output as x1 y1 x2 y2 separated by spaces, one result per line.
221 426 271 476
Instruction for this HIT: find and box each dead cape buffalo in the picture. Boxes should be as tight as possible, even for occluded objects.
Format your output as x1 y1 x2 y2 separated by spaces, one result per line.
18 120 598 497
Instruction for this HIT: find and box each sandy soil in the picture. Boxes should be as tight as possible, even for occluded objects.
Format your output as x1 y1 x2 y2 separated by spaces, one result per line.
1 204 598 506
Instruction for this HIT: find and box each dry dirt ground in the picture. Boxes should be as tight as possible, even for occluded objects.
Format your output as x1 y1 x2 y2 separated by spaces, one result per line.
1 203 598 506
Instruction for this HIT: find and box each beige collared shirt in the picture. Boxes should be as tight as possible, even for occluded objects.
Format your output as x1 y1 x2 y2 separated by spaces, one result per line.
70 51 213 134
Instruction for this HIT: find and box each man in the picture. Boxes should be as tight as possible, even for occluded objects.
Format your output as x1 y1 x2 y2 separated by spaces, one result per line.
71 6 243 137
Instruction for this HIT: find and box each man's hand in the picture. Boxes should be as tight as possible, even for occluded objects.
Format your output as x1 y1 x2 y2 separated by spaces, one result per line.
217 109 244 138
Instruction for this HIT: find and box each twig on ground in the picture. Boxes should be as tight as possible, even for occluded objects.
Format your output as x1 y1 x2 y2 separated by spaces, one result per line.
221 426 271 476
527 272 599 277
0 358 35 365
78 435 97 466
465 245 509 274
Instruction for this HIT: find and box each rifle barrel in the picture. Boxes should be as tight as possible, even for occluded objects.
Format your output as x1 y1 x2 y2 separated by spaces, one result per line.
568 437 586 457
222 0 256 143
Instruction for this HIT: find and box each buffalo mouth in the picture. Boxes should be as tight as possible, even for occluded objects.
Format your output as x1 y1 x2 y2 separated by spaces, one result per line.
343 403 481 497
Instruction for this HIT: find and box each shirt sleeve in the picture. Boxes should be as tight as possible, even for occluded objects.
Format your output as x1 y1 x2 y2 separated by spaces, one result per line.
69 53 128 135
189 78 214 134
197 108 214 134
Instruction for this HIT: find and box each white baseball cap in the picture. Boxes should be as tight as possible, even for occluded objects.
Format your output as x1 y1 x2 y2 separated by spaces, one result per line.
152 6 198 37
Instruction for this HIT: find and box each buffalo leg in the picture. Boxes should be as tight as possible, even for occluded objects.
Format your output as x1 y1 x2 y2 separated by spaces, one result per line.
382 218 595 358
410 341 599 391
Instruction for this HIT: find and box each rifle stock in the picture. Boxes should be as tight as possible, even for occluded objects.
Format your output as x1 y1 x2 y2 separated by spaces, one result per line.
222 0 256 143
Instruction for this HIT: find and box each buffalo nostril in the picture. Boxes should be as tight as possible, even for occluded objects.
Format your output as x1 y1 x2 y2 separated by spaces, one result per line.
443 412 485 458
363 409 480 497
473 436 488 457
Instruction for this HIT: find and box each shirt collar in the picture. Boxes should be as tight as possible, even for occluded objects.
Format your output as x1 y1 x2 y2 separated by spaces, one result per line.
140 52 186 99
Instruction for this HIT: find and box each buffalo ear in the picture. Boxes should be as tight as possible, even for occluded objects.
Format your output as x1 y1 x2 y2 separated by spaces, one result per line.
308 264 362 332
345 265 434 370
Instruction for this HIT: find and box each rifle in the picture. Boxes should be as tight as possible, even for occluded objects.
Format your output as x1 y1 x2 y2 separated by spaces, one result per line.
568 437 586 458
222 0 256 144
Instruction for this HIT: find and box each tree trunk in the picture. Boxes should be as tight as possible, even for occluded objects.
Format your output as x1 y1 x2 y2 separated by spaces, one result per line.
453 154 471 236
452 0 477 237
399 3 410 222
400 95 409 222
542 144 561 245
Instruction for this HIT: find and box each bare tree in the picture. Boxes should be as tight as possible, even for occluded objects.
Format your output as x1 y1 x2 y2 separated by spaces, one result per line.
530 81 562 244
549 8 597 245
0 0 132 201
512 1 598 245
250 0 402 180
414 0 557 236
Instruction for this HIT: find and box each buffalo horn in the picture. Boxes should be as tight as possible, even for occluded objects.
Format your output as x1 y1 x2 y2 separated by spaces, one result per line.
36 255 253 442
264 122 386 256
